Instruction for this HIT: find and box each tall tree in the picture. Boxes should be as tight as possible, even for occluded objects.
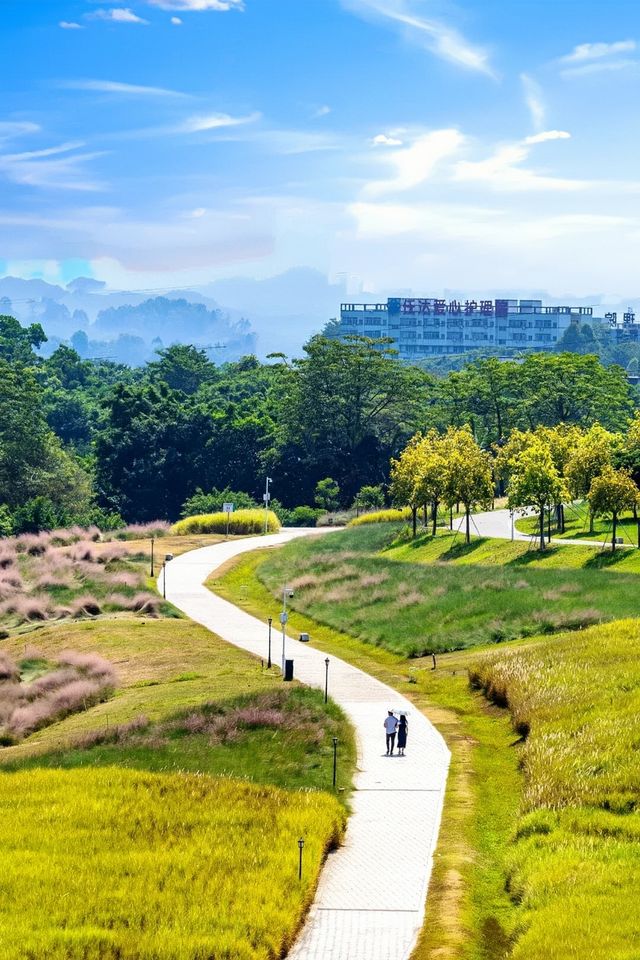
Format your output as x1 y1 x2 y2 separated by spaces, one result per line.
588 466 639 551
566 424 620 532
507 440 568 550
442 427 494 544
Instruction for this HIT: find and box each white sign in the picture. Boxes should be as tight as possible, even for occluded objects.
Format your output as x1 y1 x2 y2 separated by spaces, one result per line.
263 493 270 503
222 502 234 514
280 612 288 625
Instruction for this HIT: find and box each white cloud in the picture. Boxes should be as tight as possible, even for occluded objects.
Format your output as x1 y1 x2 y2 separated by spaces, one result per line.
313 105 332 118
560 39 636 63
364 128 465 195
0 121 41 142
62 79 188 98
341 0 494 76
0 141 105 191
59 21 83 29
521 74 545 131
179 112 260 133
146 0 243 10
561 58 637 78
88 9 149 24
453 131 584 192
171 16 183 24
372 133 404 146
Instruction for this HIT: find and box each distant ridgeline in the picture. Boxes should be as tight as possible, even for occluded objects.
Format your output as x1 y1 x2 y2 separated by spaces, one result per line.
0 277 256 365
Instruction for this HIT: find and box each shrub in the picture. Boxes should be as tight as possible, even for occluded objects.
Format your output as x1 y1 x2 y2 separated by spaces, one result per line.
275 504 322 527
173 509 280 536
180 487 257 518
113 521 171 541
315 477 340 511
348 508 411 526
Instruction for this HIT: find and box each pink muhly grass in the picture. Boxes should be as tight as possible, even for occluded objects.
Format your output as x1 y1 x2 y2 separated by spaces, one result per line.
97 543 129 564
72 714 149 749
70 594 102 617
16 532 51 556
113 521 171 541
128 593 161 615
58 650 117 684
25 668 78 698
0 548 16 570
0 651 18 682
2 595 52 622
108 571 144 590
359 572 390 588
68 541 97 563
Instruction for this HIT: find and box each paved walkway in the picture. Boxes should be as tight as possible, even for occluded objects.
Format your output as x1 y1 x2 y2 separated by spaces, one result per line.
454 507 630 550
163 530 450 960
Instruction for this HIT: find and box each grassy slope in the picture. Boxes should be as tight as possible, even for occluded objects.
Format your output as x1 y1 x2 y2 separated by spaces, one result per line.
471 619 640 959
209 548 521 960
0 610 356 957
250 524 640 655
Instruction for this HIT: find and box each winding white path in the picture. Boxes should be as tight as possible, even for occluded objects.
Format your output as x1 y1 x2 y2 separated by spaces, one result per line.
163 530 450 960
453 507 628 549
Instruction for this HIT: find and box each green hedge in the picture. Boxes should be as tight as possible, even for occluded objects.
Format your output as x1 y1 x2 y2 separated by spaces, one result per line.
172 509 280 536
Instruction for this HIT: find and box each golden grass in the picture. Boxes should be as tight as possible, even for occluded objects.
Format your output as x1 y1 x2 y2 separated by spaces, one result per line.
348 507 411 526
0 767 343 960
172 510 280 536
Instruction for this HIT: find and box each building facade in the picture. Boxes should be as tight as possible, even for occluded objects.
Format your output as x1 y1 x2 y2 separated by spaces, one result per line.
339 297 597 358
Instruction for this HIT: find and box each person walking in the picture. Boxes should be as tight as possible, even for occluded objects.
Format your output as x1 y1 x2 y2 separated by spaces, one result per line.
397 713 408 756
384 710 398 755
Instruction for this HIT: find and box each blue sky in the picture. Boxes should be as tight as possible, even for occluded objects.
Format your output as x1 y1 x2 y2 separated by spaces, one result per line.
2 0 640 297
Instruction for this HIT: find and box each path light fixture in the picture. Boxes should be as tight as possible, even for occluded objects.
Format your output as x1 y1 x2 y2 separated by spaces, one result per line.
332 737 338 789
267 617 272 669
150 535 155 577
324 657 330 703
162 553 173 601
298 838 305 881
280 585 294 673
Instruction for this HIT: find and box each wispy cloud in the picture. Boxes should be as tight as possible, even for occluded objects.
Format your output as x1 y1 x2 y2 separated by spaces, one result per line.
170 16 183 24
341 0 494 76
561 58 638 78
372 133 404 146
61 79 189 98
453 131 583 192
145 0 244 10
88 8 149 24
364 128 464 196
560 39 636 63
313 105 332 118
179 112 260 133
59 21 83 29
521 74 545 131
0 141 105 191
0 122 41 142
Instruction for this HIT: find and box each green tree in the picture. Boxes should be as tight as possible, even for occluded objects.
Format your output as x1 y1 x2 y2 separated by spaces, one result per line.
566 424 620 532
354 484 385 512
442 428 494 543
147 345 217 395
0 315 46 364
314 477 340 512
390 434 425 537
181 487 257 517
588 466 639 551
507 440 569 550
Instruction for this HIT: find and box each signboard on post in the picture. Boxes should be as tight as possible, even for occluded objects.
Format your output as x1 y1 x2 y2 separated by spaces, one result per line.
222 503 234 514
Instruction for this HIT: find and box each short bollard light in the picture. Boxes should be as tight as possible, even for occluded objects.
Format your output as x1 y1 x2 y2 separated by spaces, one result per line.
324 657 330 704
298 838 305 880
267 617 272 669
332 737 338 789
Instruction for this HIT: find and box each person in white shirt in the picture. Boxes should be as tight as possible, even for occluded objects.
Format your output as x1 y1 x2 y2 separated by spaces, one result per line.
384 711 398 755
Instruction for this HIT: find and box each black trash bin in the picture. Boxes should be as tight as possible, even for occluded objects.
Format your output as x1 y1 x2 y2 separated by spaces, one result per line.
284 659 294 682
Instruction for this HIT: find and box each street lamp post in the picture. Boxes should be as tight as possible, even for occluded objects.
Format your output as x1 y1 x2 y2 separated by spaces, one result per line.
267 617 272 669
298 838 305 880
332 737 338 789
150 536 155 577
162 560 166 600
510 510 514 542
324 657 330 703
263 477 272 534
280 584 293 674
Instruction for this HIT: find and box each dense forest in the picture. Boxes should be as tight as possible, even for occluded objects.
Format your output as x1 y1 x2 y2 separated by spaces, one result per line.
0 313 636 531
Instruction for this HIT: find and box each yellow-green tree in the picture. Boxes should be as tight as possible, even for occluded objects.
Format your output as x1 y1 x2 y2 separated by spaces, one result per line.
443 427 494 543
413 429 448 537
390 433 425 537
507 439 568 550
566 424 620 532
587 466 639 551
536 424 583 532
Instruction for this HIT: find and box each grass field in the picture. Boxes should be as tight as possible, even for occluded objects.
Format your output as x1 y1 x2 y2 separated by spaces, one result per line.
0 767 342 960
0 613 355 957
209 547 522 960
470 619 640 959
249 523 640 654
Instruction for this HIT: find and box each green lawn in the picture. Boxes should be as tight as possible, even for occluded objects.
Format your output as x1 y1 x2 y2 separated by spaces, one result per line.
247 523 640 654
0 617 355 958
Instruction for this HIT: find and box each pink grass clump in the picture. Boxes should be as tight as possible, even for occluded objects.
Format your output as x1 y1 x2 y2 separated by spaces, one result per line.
113 521 170 541
0 651 18 682
2 595 52 622
70 594 102 617
15 532 51 556
128 593 162 616
68 541 98 564
97 543 129 564
108 571 144 590
0 547 16 570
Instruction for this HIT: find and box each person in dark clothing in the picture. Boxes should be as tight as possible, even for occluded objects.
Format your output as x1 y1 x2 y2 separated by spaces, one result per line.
397 714 408 756
383 710 398 755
